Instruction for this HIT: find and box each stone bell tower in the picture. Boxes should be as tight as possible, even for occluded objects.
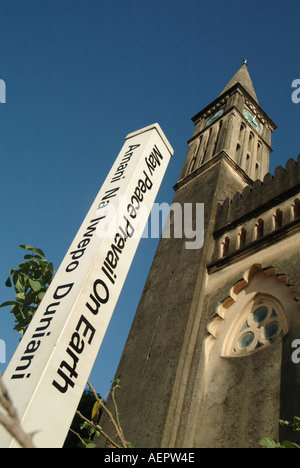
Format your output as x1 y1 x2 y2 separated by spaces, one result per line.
100 62 300 448
180 61 275 183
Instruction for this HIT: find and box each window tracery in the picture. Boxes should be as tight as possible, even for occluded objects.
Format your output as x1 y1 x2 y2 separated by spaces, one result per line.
222 294 289 358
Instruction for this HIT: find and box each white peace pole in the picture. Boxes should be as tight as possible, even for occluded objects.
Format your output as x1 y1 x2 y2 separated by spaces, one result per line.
0 123 173 448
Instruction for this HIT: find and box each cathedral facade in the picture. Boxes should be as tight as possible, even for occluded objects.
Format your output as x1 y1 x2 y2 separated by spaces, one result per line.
102 63 300 448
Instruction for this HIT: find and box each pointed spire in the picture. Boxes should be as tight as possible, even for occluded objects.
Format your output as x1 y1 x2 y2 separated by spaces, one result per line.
219 61 259 103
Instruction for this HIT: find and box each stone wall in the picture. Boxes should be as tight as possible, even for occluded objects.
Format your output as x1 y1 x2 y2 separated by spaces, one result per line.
211 155 300 268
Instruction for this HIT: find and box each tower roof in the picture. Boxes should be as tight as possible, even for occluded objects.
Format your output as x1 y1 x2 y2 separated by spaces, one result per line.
219 62 259 103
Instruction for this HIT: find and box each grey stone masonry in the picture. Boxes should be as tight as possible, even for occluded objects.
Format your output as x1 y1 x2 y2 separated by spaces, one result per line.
210 154 300 273
215 154 300 233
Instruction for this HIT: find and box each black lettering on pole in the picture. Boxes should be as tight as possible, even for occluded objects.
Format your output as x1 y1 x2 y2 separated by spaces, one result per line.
53 283 74 300
52 369 75 394
51 141 167 395
11 284 74 380
75 315 96 345
101 187 120 202
85 293 101 315
52 315 96 394
86 279 109 315
83 217 104 238
44 302 60 316
93 279 109 305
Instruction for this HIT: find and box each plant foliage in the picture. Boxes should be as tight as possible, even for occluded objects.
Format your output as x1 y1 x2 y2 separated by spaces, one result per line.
0 245 55 335
260 417 300 449
71 380 133 449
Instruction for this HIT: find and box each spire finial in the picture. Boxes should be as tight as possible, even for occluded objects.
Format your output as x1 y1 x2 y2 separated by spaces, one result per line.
219 60 258 103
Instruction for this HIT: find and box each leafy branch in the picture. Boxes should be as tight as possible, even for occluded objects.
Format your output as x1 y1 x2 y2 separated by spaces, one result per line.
0 245 55 335
260 417 300 448
71 380 132 449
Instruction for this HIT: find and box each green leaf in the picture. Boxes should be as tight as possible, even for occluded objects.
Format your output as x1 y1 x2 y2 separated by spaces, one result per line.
14 323 25 334
0 301 17 308
281 440 300 448
29 278 42 292
280 419 290 426
85 442 97 449
19 244 34 252
20 245 46 257
15 274 27 292
23 254 34 260
37 291 46 302
5 277 12 287
12 272 19 286
15 292 26 302
259 437 281 448
37 258 48 265
23 292 34 307
35 248 46 257
19 244 45 257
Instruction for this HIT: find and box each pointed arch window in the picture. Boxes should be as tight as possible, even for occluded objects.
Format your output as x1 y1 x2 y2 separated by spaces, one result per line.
202 127 213 163
248 131 254 153
222 294 289 358
189 136 203 174
239 228 247 249
189 157 196 173
257 141 262 162
222 237 230 257
274 209 283 229
236 144 241 163
293 198 300 219
256 218 264 239
245 154 251 174
238 123 246 151
212 120 223 157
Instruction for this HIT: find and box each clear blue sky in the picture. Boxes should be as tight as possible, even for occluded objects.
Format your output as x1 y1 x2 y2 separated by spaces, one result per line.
0 0 299 398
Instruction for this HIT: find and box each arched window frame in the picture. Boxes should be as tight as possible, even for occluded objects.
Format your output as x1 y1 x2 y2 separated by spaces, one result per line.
221 237 230 257
239 227 247 249
248 131 255 153
293 198 300 220
274 209 283 229
256 218 264 239
222 293 289 358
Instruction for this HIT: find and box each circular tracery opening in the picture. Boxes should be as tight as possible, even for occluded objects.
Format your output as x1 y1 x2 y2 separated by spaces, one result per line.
238 331 255 349
253 306 268 323
264 321 280 340
223 294 289 357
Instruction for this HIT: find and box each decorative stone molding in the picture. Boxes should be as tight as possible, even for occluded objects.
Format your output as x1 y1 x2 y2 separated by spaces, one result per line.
207 264 300 358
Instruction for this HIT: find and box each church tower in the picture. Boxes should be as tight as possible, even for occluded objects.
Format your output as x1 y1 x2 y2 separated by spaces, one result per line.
180 61 275 183
101 63 300 448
